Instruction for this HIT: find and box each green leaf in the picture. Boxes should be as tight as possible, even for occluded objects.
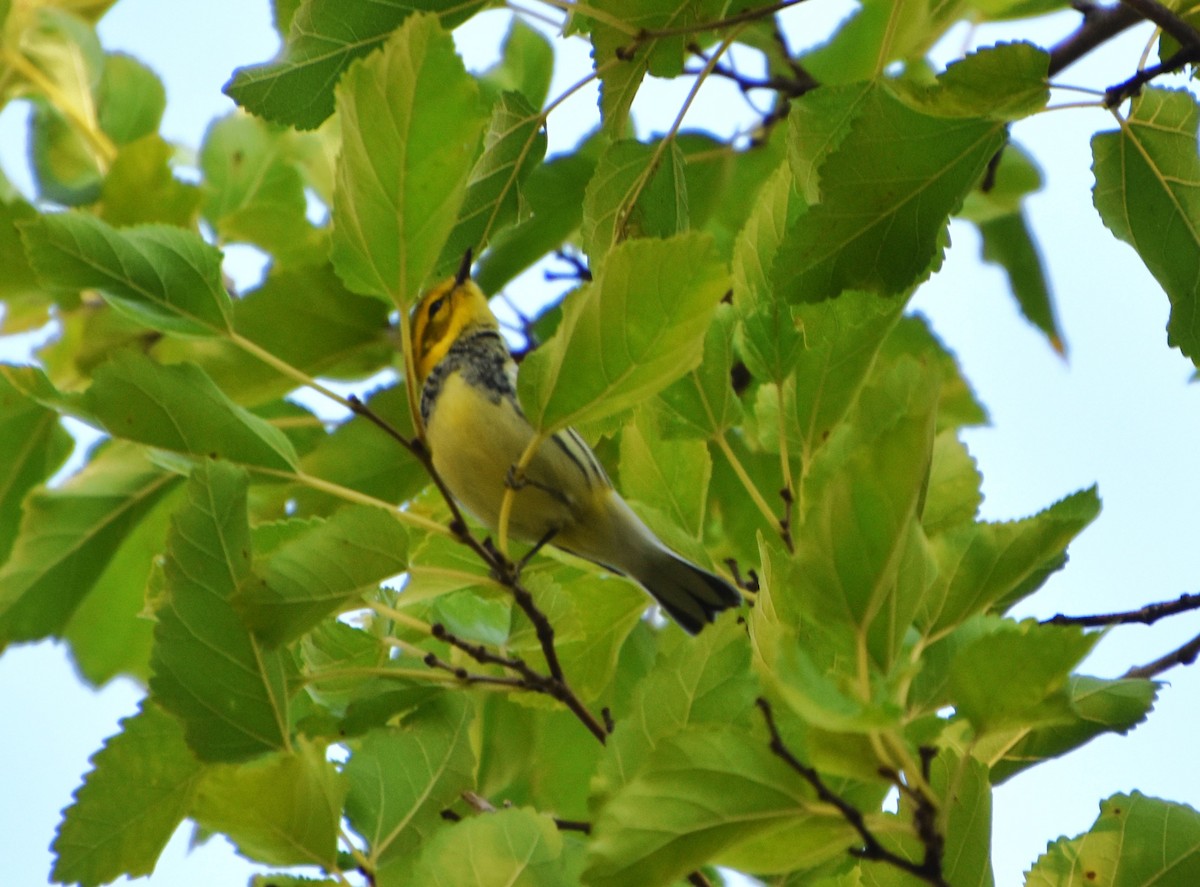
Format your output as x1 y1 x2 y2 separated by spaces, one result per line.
590 0 720 133
949 620 1097 733
82 352 299 470
405 807 565 887
788 289 906 459
593 618 757 806
922 430 983 535
987 675 1157 783
654 302 743 440
586 727 824 887
199 113 326 265
789 357 940 667
475 146 599 293
582 139 690 265
62 486 183 686
289 384 428 514
24 10 105 204
435 90 547 277
878 315 989 431
191 739 347 868
903 42 1050 121
0 442 176 648
1026 792 1200 887
21 212 233 335
801 0 943 84
0 198 51 331
345 695 475 863
516 569 647 703
236 505 409 645
149 461 292 762
1093 88 1200 366
732 162 805 383
51 700 204 887
97 52 166 145
919 487 1101 634
225 0 486 129
620 415 710 538
518 233 728 433
960 139 1059 351
930 752 995 887
774 82 1006 302
153 262 391 408
99 135 203 228
478 18 554 108
332 13 486 307
0 373 73 564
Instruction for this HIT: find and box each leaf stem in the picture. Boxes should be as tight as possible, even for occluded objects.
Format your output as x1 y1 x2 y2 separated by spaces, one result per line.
4 49 117 165
252 466 451 537
536 0 639 35
714 433 789 543
616 26 744 237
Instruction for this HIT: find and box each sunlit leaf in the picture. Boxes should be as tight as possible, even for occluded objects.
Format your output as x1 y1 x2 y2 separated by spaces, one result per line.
226 0 487 128
21 212 233 335
191 740 346 868
1026 792 1200 887
149 461 292 762
332 14 486 306
1093 88 1200 366
52 700 203 887
519 233 728 433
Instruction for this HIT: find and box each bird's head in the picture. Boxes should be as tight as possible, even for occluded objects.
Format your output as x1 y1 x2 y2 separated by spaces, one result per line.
410 255 498 382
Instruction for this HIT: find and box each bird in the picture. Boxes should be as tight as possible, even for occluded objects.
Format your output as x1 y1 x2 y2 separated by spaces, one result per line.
410 257 742 634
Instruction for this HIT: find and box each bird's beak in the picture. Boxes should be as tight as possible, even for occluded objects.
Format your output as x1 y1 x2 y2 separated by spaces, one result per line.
455 248 473 287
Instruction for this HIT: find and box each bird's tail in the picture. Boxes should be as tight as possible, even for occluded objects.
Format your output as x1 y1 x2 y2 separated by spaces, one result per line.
632 547 742 635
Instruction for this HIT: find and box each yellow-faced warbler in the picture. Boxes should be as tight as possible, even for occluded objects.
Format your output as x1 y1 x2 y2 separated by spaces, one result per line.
411 262 741 633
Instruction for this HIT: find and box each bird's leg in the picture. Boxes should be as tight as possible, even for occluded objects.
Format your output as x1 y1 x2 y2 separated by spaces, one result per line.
516 528 559 575
505 464 571 505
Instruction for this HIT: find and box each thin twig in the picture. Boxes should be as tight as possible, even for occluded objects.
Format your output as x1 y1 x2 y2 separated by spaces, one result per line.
1104 43 1200 105
1119 0 1200 52
686 870 714 887
430 621 609 743
1124 630 1200 679
756 699 949 887
346 395 609 745
638 0 812 39
1043 592 1200 627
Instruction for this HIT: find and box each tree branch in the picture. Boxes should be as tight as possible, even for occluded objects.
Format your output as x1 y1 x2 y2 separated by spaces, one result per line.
1124 630 1200 679
756 699 949 887
1047 0 1200 103
1119 0 1200 53
1049 5 1142 76
347 394 610 745
1043 592 1200 627
1104 43 1200 106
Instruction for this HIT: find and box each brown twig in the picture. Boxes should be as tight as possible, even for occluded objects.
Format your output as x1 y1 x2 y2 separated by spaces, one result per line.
1104 44 1200 106
429 622 609 743
686 871 714 887
1043 592 1200 627
1124 630 1200 679
756 699 949 887
1119 0 1200 52
346 394 609 745
1048 5 1142 76
724 559 760 593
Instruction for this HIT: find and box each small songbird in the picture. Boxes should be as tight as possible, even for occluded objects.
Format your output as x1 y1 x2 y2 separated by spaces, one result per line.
411 259 741 634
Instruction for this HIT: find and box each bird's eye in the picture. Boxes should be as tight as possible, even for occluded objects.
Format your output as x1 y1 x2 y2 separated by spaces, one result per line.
427 296 447 319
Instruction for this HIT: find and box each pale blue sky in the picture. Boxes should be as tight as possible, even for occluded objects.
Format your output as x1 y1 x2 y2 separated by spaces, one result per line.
1 2 1198 885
